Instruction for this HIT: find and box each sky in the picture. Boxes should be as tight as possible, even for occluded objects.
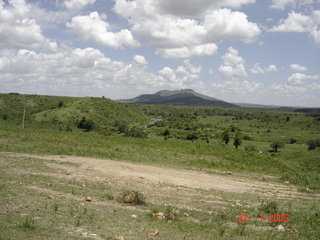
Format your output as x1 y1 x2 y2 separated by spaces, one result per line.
0 0 319 107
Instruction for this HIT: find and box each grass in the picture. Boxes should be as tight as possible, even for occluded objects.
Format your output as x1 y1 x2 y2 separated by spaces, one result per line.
0 93 320 239
0 154 319 239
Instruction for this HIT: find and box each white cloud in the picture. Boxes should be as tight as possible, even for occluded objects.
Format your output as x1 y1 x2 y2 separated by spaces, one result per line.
156 44 218 59
219 47 247 79
0 46 206 99
270 10 320 47
157 0 256 17
133 55 147 65
269 0 317 9
288 73 320 85
0 0 57 50
290 64 308 71
250 63 278 74
66 12 140 49
113 0 261 58
63 0 96 11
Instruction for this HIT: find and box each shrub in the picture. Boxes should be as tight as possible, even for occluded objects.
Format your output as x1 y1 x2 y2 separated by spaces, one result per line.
259 200 278 214
186 133 198 141
77 117 95 132
121 189 145 205
244 145 258 152
308 139 320 150
125 127 148 138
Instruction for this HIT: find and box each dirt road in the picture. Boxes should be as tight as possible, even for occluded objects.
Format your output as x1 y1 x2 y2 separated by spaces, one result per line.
6 152 313 201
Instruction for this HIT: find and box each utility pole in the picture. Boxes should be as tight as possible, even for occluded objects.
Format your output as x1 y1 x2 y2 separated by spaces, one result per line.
22 104 26 129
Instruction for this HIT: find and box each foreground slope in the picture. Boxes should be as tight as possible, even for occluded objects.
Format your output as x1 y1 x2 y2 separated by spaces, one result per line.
0 93 148 128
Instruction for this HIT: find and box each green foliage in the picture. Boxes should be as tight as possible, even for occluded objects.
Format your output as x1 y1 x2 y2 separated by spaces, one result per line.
58 101 64 108
186 133 198 141
233 132 242 149
221 130 230 145
270 140 284 152
307 139 320 150
125 127 148 138
77 117 95 132
259 201 279 214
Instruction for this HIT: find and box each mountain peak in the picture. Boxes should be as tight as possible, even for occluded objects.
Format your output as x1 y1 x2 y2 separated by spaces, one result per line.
117 89 238 107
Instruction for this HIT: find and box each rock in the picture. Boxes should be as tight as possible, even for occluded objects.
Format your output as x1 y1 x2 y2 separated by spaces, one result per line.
47 195 54 199
276 225 285 232
152 212 165 220
124 194 135 203
306 188 312 193
147 229 159 237
85 197 92 202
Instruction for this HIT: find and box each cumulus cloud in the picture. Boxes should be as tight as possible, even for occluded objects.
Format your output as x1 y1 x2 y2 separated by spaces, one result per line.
63 0 96 10
270 10 320 47
66 12 140 49
156 44 218 59
113 0 261 58
133 55 148 65
250 63 278 74
157 0 256 17
287 73 320 85
269 0 317 9
219 47 247 79
0 0 57 50
0 46 205 99
290 64 308 71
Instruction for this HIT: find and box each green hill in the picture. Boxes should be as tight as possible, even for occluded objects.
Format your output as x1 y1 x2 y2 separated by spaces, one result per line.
0 93 148 128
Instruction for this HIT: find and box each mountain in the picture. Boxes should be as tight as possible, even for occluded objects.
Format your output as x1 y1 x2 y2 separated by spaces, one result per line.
118 89 239 107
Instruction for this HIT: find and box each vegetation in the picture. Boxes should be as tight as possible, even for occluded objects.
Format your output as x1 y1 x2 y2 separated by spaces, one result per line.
0 93 320 239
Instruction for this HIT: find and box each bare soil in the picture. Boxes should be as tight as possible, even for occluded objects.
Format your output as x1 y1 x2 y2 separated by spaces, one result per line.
6 152 317 203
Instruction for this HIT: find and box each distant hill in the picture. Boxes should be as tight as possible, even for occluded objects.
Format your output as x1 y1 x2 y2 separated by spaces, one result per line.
118 89 239 107
0 93 148 128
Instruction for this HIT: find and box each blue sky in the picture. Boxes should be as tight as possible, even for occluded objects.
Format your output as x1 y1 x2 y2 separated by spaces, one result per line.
0 0 319 107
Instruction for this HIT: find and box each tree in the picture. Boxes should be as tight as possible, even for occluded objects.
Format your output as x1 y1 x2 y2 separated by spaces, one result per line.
58 101 64 108
233 132 242 149
221 130 230 145
270 141 284 152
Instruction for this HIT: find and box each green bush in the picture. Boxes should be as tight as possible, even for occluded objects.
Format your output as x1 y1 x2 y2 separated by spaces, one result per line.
259 201 278 214
308 139 320 150
125 127 148 138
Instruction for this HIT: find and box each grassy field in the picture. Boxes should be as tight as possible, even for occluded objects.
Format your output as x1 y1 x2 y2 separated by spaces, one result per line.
0 93 320 239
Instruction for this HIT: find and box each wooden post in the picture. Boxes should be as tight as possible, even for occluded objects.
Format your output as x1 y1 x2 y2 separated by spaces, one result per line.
22 104 26 129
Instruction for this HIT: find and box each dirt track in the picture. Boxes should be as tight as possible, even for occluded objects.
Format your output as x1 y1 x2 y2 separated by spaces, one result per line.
6 152 316 201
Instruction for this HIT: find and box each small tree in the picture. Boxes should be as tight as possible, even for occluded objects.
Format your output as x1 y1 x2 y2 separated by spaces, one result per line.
221 130 230 145
58 101 64 108
270 141 284 152
233 132 242 149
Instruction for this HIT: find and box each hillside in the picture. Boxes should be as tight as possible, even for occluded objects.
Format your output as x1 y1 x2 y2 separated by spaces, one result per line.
118 89 239 107
0 93 148 128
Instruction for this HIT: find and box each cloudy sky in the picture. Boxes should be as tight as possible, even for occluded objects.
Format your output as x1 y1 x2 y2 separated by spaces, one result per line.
0 0 319 107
